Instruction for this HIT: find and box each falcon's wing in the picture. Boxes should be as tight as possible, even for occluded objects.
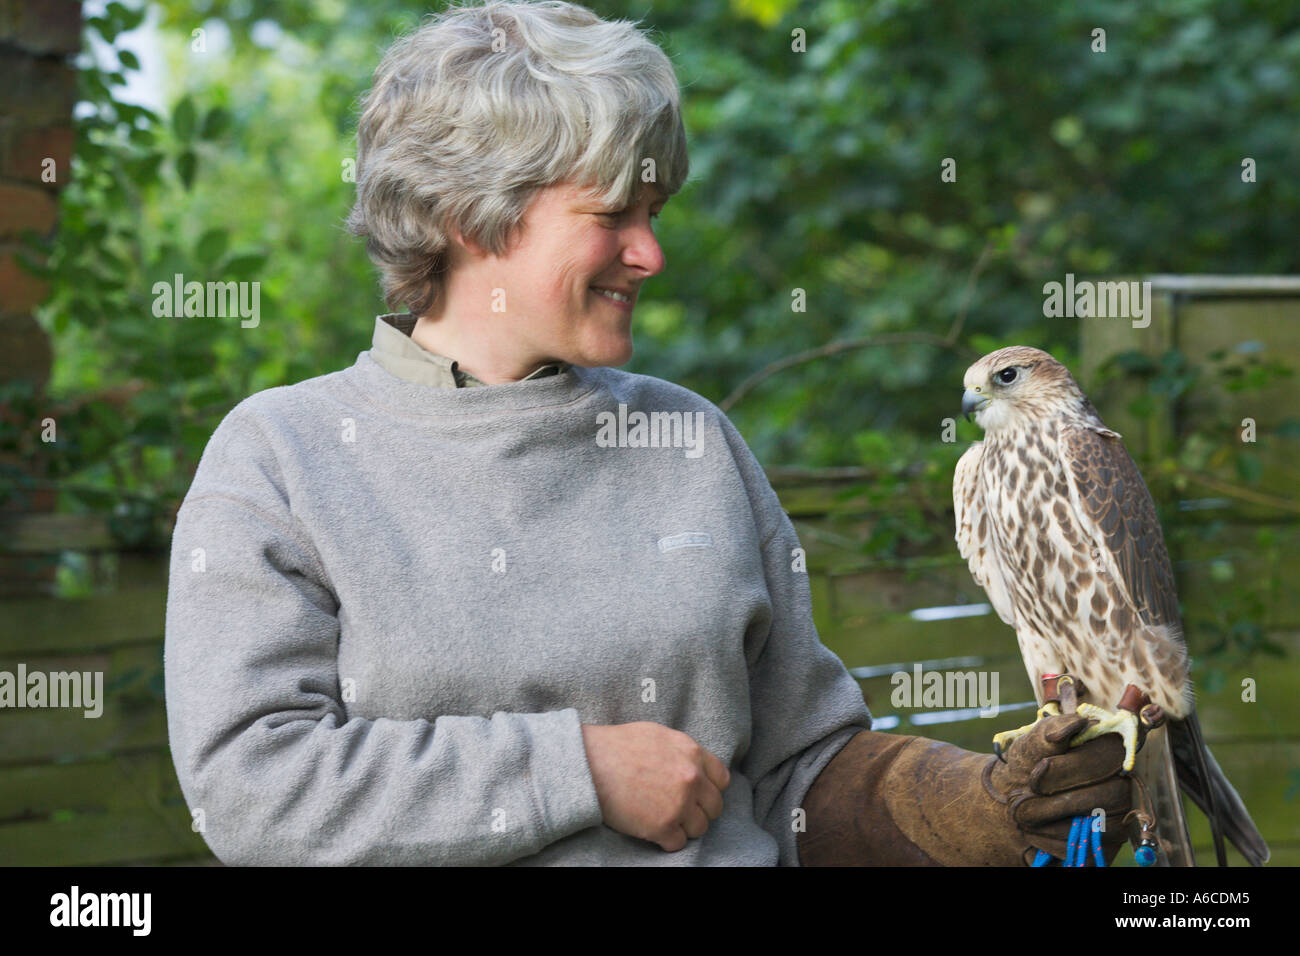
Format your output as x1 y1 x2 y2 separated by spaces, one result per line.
1057 425 1184 639
1060 426 1269 867
954 441 1018 628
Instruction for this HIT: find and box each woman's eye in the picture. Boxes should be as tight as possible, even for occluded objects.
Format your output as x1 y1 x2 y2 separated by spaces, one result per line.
596 209 660 226
997 367 1018 384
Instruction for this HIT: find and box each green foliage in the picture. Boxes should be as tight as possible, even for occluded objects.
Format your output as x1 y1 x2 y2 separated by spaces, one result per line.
32 0 1300 590
648 0 1300 462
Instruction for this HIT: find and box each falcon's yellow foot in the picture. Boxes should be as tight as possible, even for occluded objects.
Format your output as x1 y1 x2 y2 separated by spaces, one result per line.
1070 702 1140 772
992 701 1061 760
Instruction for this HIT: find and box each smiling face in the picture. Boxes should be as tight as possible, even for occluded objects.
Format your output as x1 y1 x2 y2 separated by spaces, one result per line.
523 178 667 367
419 177 668 381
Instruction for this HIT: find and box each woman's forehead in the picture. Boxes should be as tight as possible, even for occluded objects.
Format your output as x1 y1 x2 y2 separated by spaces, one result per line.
565 179 666 204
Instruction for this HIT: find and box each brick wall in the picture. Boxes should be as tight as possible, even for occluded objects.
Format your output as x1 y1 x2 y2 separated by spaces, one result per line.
0 0 82 586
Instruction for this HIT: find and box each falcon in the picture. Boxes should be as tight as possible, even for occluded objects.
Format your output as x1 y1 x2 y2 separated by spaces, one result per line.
954 345 1268 866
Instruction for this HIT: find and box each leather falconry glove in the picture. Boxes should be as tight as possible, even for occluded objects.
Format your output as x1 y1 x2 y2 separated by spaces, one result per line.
798 714 1139 866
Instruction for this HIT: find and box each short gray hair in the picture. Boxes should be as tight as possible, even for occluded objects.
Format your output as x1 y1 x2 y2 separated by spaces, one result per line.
345 0 690 317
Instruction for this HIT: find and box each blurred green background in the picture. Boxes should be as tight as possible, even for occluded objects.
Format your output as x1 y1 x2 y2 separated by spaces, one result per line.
1 0 1297 865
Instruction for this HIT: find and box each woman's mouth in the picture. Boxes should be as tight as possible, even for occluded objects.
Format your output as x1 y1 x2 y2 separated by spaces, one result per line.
591 286 634 310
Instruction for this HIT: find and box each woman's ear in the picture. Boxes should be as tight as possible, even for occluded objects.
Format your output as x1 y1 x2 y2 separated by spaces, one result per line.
449 228 487 258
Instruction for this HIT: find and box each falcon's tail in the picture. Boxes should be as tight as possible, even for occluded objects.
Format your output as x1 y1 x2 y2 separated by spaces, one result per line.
1132 724 1195 866
1170 711 1271 867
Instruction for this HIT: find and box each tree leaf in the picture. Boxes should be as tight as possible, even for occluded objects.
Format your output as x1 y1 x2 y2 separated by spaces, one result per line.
200 106 231 140
85 15 117 43
111 0 146 31
128 152 165 183
176 150 197 189
173 96 197 142
195 228 229 263
222 251 268 278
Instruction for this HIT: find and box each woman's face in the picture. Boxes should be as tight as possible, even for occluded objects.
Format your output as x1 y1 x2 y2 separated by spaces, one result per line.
477 178 667 369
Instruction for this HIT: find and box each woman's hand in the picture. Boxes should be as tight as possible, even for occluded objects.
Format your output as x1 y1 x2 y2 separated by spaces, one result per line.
581 722 731 851
798 718 1133 866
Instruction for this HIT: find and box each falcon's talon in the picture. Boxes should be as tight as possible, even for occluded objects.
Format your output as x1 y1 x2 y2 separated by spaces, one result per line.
1069 701 1140 772
991 701 1061 755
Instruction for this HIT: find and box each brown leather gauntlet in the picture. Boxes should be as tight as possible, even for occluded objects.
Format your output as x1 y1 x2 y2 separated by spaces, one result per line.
798 716 1134 866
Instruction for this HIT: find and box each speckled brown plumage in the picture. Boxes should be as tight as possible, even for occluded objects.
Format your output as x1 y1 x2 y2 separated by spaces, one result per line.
954 347 1190 717
954 345 1268 866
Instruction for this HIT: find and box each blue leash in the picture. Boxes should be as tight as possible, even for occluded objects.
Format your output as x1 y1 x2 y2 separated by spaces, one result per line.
1031 815 1117 866
1031 814 1156 866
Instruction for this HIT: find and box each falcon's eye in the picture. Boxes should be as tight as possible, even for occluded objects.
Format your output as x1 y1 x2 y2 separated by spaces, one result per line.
996 367 1018 385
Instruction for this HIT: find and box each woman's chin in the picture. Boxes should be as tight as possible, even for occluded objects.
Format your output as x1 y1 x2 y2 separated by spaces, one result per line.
608 341 634 367
581 337 633 368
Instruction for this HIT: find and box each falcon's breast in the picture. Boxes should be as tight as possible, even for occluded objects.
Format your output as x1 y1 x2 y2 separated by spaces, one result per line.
956 418 1190 717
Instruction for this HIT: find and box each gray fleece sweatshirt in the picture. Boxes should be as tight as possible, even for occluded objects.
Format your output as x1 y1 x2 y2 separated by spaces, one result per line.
163 342 872 866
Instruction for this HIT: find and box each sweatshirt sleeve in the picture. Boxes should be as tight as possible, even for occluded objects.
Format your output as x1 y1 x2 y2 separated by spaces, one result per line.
163 406 604 865
715 413 873 866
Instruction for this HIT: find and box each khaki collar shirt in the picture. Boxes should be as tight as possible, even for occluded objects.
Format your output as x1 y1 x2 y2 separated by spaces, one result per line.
369 313 570 388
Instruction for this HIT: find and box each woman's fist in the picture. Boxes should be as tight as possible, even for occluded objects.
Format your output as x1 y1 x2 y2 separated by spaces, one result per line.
581 722 731 851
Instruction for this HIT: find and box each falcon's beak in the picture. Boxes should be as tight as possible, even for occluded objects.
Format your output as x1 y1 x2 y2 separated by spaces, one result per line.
962 388 989 422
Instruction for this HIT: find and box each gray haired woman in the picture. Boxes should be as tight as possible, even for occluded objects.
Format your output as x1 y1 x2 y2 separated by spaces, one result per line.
164 0 1134 866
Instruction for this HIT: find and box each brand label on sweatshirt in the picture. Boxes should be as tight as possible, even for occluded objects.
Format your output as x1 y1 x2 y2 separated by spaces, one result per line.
658 532 713 553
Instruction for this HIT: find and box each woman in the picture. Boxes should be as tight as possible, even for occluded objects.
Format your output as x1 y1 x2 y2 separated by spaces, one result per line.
164 0 1133 866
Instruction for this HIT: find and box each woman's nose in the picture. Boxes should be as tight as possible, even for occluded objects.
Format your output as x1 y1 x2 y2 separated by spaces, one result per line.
622 219 665 277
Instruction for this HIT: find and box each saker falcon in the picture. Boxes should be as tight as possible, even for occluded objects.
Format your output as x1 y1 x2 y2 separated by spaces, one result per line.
954 346 1268 866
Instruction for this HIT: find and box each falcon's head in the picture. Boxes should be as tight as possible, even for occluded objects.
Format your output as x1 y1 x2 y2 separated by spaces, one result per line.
961 346 1086 432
